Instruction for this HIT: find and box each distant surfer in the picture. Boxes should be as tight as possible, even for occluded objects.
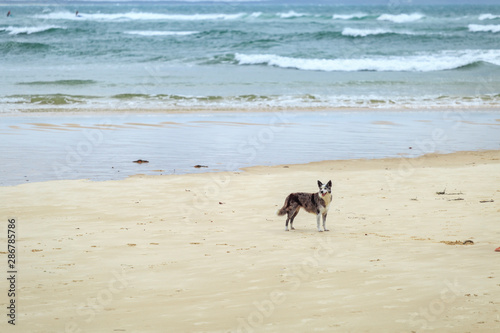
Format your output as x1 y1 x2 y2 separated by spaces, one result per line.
7 11 11 17
75 11 80 17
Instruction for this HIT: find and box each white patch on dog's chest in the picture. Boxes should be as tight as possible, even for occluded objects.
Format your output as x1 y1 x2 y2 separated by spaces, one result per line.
319 193 332 213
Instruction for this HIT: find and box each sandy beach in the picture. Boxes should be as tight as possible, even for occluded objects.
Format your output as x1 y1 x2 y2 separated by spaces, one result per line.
1 149 499 332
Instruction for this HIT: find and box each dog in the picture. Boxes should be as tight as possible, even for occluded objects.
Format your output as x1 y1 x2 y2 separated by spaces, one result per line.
277 180 332 232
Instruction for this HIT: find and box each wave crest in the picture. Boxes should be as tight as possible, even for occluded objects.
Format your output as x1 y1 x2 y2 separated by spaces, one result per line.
234 50 500 72
34 11 246 21
479 13 500 21
125 30 199 36
278 10 306 19
332 13 368 20
0 25 64 35
377 13 424 23
342 28 393 37
469 24 500 33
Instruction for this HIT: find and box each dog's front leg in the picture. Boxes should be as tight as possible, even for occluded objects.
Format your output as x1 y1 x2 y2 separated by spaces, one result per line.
322 213 329 232
316 214 322 232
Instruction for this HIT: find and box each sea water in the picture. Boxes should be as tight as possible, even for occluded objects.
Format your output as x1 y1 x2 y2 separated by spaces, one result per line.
1 1 500 185
1 1 500 112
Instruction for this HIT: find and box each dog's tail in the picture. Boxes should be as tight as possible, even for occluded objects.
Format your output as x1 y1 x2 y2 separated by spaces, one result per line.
277 206 287 216
276 195 290 216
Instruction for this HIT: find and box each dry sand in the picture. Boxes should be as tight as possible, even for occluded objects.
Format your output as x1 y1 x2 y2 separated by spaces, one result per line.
1 150 500 332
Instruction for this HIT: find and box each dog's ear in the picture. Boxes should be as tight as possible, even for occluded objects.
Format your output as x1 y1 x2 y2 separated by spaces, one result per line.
317 180 323 188
327 180 332 187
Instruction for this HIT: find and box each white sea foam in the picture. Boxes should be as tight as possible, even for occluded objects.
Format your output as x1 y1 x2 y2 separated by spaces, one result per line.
1 25 65 35
377 13 424 23
125 30 199 36
235 50 500 72
332 13 368 20
3 92 500 113
278 11 306 19
35 11 246 21
468 24 500 33
342 28 431 37
342 28 393 37
479 13 500 20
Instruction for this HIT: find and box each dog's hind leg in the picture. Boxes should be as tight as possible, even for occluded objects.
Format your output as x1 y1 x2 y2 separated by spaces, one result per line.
285 211 293 231
288 209 299 231
285 211 296 231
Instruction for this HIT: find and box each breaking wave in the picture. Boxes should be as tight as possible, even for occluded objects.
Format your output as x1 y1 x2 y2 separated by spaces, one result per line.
377 13 425 23
4 92 500 113
468 24 500 33
342 28 394 37
277 10 307 19
0 25 65 35
125 30 199 36
234 50 500 72
34 11 247 21
479 13 500 20
332 13 369 20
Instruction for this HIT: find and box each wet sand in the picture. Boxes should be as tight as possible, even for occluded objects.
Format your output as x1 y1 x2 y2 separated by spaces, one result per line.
1 149 499 332
1 110 499 186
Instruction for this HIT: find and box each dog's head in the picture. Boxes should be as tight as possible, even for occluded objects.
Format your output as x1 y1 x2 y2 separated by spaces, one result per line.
317 180 332 197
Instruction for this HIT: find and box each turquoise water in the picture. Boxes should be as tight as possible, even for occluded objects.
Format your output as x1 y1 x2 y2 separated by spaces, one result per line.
1 2 500 111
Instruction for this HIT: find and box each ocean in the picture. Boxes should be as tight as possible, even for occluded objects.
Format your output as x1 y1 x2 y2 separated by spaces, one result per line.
1 1 500 185
1 1 500 111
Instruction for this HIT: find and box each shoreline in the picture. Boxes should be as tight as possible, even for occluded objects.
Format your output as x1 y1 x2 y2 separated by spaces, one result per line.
2 148 499 188
1 149 499 332
242 148 500 173
2 105 500 116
